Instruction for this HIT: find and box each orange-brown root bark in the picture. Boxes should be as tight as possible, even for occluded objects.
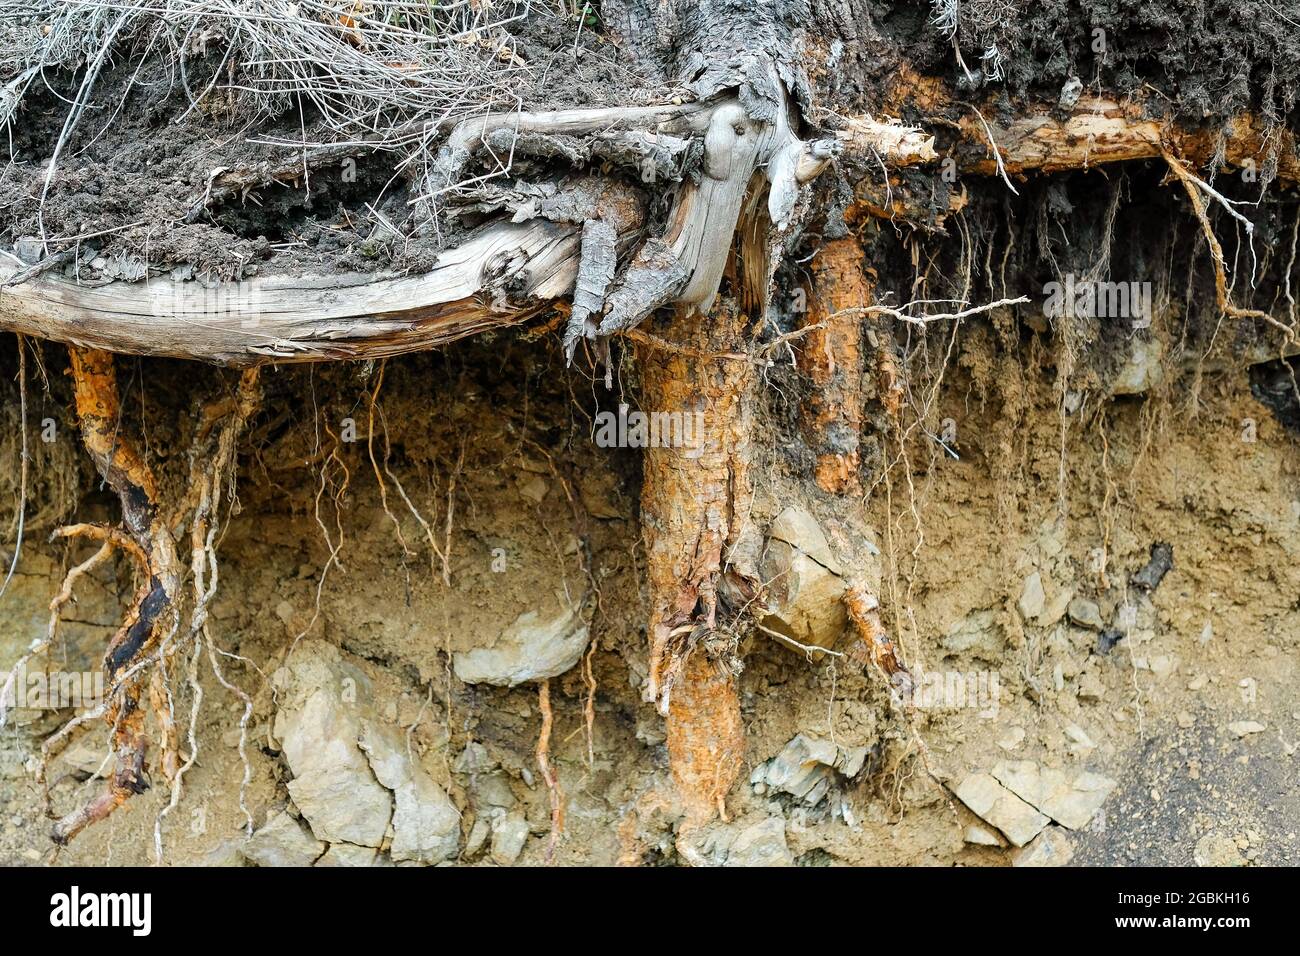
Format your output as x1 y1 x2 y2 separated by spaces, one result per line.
53 348 182 845
802 237 872 494
636 299 758 829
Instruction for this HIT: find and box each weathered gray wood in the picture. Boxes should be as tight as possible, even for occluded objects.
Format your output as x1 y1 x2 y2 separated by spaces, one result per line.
0 101 922 365
0 219 588 366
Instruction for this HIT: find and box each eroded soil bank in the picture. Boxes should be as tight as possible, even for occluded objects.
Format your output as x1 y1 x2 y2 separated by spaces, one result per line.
1 320 1296 866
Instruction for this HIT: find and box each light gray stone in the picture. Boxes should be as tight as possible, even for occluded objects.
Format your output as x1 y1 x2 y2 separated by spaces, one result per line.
1018 572 1045 620
1228 721 1266 737
954 772 1050 847
359 722 460 864
1035 586 1074 627
470 770 516 811
1067 598 1105 631
1111 337 1165 396
272 641 392 847
1194 832 1246 867
314 843 380 867
767 506 841 574
490 811 530 865
759 541 847 655
941 609 1004 658
464 817 492 859
202 838 250 867
13 237 45 264
963 823 1005 846
1011 827 1074 866
241 811 325 867
56 741 110 779
750 733 868 807
991 761 1116 830
725 818 793 867
453 596 590 687
454 741 495 774
517 475 548 503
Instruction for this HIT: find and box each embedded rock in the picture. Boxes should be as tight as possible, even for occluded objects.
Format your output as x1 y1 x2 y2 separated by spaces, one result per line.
954 772 1050 847
725 818 793 867
241 811 325 867
272 641 393 847
750 733 868 807
991 761 1116 830
359 722 460 864
759 507 850 654
453 596 590 687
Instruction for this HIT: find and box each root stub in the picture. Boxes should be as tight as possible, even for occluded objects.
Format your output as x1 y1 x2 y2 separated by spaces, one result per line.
666 654 744 827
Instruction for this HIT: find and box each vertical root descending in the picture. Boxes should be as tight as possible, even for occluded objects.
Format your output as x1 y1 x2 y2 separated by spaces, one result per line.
154 367 261 861
635 299 758 832
49 351 260 849
803 237 871 494
665 653 744 828
536 678 564 863
51 347 181 846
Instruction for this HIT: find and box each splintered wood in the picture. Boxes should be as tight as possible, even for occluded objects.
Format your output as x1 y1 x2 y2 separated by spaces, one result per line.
844 581 912 688
637 300 756 826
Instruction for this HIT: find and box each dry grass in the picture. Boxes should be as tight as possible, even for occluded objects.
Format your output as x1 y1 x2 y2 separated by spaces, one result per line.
0 1 570 236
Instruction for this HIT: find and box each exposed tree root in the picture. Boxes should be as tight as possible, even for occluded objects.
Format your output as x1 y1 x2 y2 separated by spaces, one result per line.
154 367 262 860
50 348 182 845
844 582 913 688
46 350 260 848
802 237 872 494
666 653 745 830
535 678 564 864
844 580 956 822
637 299 758 830
1162 148 1297 341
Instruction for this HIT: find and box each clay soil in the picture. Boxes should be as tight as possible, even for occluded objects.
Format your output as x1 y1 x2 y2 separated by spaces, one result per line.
1 318 1296 866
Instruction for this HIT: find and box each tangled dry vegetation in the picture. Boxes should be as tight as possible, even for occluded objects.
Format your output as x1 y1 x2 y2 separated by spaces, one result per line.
0 0 609 241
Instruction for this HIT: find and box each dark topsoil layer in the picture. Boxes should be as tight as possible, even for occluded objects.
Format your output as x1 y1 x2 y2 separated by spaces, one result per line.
0 2 1297 281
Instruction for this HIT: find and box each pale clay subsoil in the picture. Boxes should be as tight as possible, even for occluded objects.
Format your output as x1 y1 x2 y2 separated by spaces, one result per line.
1 340 1297 867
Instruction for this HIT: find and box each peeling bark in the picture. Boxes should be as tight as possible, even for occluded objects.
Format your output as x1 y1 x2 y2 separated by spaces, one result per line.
802 237 871 495
637 299 758 827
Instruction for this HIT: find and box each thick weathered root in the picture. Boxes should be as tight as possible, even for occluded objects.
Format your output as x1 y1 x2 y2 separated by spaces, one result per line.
844 581 912 690
636 299 758 829
52 348 182 845
802 237 872 494
50 354 261 848
665 654 744 829
535 678 564 863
